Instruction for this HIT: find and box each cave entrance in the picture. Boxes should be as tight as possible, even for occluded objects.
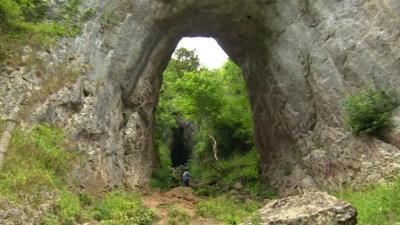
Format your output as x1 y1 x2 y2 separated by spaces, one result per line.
170 126 188 167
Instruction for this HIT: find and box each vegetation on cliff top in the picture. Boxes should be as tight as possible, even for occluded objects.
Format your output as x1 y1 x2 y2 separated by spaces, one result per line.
0 0 94 64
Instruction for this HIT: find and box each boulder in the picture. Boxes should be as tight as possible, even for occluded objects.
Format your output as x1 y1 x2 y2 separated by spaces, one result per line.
243 192 356 225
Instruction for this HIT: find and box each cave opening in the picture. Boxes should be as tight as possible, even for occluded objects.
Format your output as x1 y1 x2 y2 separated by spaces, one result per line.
170 126 189 167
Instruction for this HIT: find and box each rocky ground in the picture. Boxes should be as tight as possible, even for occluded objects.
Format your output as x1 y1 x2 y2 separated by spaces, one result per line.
143 187 222 225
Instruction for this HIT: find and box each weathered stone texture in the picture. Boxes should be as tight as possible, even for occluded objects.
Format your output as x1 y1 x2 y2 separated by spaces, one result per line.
15 0 400 193
242 192 357 225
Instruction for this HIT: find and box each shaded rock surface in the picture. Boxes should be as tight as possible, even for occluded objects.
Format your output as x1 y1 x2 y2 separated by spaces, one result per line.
1 0 400 194
242 192 357 225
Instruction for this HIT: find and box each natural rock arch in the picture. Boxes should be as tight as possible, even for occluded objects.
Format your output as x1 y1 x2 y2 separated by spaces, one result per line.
40 0 400 194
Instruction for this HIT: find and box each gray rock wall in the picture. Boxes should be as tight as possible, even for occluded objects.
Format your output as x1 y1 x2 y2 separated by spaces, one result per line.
26 0 400 193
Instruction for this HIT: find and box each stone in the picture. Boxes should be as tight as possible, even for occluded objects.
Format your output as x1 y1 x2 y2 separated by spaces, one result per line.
233 182 243 190
2 0 399 194
242 192 357 225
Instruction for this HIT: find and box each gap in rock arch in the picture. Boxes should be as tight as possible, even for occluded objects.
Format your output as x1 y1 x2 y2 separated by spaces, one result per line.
154 37 259 190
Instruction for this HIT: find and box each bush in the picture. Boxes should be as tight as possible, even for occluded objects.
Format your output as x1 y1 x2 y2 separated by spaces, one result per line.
344 87 398 135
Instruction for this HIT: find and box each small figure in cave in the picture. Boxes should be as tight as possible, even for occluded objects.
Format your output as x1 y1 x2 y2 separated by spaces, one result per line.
182 169 190 187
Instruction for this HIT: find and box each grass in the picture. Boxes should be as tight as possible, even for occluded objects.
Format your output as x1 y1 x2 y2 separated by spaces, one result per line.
167 206 191 225
196 195 260 225
0 124 76 204
91 191 156 225
335 179 400 225
0 124 155 225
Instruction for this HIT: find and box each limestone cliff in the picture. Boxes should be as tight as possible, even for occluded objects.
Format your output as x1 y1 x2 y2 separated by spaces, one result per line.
3 0 400 194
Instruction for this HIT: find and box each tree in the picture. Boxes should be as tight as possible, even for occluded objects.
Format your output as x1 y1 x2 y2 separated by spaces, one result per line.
172 48 200 76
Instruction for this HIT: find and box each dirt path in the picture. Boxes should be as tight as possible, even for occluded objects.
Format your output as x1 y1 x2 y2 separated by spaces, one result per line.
143 187 222 225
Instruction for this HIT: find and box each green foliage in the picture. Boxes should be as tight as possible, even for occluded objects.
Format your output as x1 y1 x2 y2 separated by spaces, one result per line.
155 49 262 200
91 191 156 225
156 50 254 158
175 70 224 126
173 48 201 75
336 179 400 225
167 206 191 225
0 0 23 25
16 0 49 22
196 195 260 224
150 140 173 191
0 124 155 224
344 87 398 135
150 166 173 192
0 0 88 65
0 124 76 204
191 148 276 199
57 191 82 225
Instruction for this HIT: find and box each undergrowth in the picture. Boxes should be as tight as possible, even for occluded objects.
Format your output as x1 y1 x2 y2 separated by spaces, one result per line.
150 140 173 191
191 148 277 199
91 191 156 225
167 206 191 225
0 124 155 225
0 124 76 205
335 179 400 225
0 0 94 65
196 195 260 225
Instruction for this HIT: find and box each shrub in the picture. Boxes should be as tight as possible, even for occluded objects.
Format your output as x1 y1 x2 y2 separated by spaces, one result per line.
344 87 398 135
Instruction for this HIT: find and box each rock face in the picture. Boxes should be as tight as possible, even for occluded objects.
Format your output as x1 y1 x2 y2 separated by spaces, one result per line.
15 0 400 193
242 192 357 225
